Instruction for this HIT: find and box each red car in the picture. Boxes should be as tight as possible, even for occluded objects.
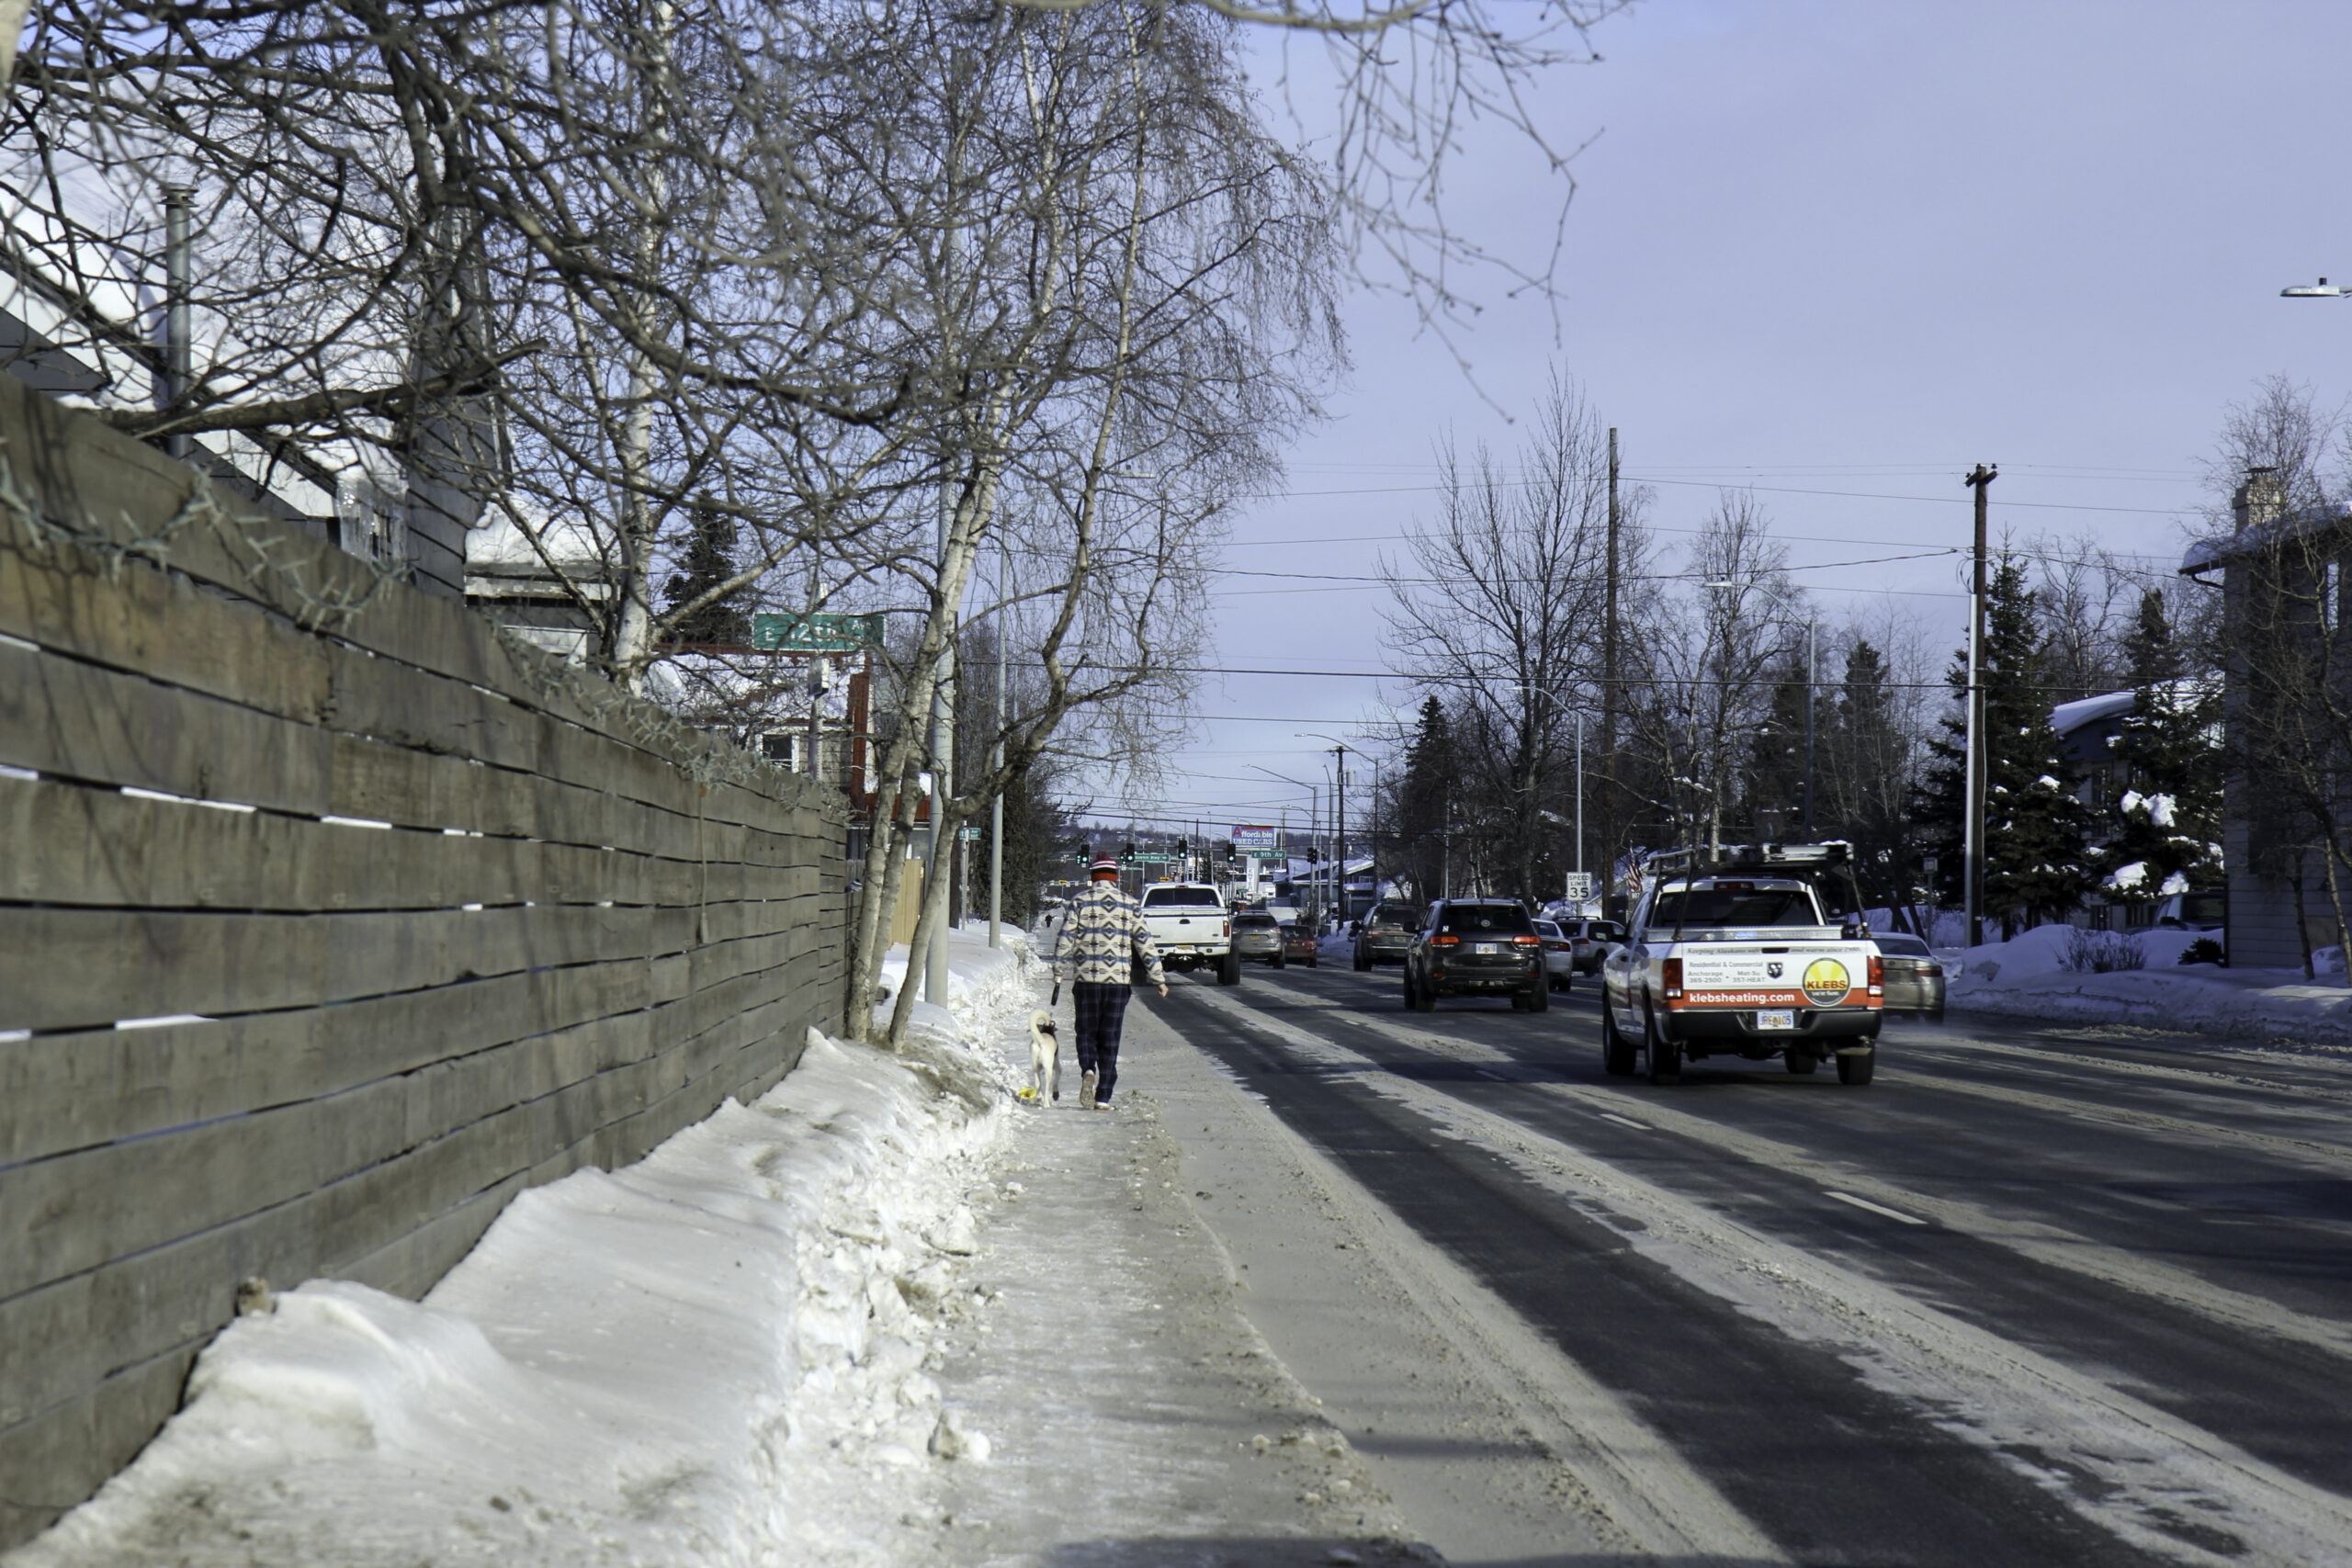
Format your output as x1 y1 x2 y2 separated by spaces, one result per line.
1280 923 1320 967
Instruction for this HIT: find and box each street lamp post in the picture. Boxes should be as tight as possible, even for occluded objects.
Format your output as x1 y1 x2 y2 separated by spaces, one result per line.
1508 683 1589 897
1248 764 1320 919
1297 733 1354 925
1704 580 1816 839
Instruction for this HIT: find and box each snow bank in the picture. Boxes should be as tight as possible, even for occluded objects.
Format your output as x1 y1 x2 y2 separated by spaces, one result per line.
18 935 1048 1568
872 920 1038 1042
1944 922 2352 1049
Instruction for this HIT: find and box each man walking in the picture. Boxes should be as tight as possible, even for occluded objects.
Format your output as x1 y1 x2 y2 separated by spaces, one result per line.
1051 856 1167 1110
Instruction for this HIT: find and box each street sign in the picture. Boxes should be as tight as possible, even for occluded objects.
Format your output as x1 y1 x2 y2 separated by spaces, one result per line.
1564 872 1596 901
957 825 981 841
1249 849 1288 862
1122 852 1176 864
751 612 885 653
1232 825 1279 852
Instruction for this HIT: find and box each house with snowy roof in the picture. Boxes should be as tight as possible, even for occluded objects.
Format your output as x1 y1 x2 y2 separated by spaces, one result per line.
2178 469 2352 969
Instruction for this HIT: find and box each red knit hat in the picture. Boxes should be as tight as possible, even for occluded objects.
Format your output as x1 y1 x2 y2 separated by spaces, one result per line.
1090 857 1121 876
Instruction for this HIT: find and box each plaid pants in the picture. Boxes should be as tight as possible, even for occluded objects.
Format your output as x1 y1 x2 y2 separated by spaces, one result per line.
1070 982 1135 1101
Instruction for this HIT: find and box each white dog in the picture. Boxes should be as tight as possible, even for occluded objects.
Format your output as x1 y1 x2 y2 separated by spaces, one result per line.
1028 1010 1061 1103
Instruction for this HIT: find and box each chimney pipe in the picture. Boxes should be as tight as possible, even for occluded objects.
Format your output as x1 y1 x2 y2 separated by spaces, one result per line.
163 186 193 460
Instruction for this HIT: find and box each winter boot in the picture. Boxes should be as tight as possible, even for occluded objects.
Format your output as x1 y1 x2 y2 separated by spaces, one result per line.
1079 1070 1097 1111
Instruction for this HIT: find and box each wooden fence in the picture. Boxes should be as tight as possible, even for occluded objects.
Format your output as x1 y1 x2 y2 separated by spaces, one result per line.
0 377 847 1546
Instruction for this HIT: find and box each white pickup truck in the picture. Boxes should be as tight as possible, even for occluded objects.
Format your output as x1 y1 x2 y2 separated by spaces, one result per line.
1140 882 1241 985
1600 849 1883 1086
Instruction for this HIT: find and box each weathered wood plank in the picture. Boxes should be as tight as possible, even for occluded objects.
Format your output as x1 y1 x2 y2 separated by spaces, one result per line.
0 378 848 833
0 1342 198 1544
0 895 836 1167
0 775 793 911
0 638 834 865
0 957 674 1165
3 933 833 1289
0 903 701 1032
0 508 331 726
0 637 334 814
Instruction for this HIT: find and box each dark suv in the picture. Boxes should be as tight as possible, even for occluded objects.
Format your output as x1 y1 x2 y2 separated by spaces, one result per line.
1403 899 1547 1012
1351 902 1421 969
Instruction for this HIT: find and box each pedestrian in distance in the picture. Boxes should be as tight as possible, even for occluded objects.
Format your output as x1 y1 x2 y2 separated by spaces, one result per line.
1050 856 1167 1110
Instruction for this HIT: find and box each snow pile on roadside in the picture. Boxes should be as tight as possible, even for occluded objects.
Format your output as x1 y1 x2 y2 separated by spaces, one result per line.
1944 922 2352 1048
17 939 1048 1568
876 921 1039 1043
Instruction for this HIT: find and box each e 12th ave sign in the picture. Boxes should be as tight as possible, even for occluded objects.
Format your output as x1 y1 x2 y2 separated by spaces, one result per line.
751 612 885 653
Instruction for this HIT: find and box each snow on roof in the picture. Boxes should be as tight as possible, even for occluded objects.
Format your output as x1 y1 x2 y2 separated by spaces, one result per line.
2050 690 2134 736
2181 507 2352 575
468 502 609 575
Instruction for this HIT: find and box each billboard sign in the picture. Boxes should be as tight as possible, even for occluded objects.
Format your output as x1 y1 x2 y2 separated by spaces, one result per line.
1231 825 1279 852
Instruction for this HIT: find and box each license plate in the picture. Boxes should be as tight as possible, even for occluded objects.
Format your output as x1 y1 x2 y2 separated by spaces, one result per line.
1757 1009 1796 1031
1476 942 1499 955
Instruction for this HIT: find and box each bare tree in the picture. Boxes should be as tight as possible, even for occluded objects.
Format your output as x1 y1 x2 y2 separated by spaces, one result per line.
1624 491 1798 855
1381 375 1624 899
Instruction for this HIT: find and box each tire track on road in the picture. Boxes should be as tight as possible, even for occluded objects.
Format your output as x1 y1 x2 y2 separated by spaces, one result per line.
1184 980 2352 1566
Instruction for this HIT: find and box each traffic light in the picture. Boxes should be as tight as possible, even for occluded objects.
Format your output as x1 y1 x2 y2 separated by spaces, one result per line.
1305 846 1320 864
1174 837 1188 858
1122 840 1136 858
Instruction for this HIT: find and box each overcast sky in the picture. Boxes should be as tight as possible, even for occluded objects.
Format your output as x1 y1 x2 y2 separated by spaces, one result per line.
1074 0 2351 843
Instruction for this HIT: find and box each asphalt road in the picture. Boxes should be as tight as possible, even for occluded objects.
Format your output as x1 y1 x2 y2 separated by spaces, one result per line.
1142 956 2352 1567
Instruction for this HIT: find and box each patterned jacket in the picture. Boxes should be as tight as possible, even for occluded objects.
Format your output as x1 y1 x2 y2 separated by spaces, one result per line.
1051 881 1166 987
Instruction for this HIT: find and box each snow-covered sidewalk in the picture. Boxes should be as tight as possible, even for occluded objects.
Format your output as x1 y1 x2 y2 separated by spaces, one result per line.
11 926 1423 1568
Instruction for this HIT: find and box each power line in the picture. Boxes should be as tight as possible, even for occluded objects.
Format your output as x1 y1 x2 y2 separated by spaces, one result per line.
1240 472 2198 518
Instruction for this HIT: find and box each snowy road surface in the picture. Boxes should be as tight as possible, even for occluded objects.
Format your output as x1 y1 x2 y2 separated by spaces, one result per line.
1138 959 2352 1567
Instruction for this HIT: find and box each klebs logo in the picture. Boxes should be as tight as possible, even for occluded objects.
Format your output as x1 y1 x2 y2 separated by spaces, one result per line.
1801 958 1851 1007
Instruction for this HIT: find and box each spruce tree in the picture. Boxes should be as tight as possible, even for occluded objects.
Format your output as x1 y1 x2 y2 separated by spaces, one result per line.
1397 696 1456 899
1910 653 1969 906
664 505 751 646
2099 589 2222 899
1983 554 2093 930
1910 553 2093 933
1745 653 1809 839
1831 640 1907 897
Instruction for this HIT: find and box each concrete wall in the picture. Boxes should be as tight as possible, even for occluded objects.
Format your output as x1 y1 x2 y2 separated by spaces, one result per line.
0 376 847 1546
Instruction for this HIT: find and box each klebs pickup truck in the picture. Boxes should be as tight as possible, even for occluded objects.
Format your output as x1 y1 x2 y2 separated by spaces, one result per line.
1139 882 1242 985
1600 847 1883 1086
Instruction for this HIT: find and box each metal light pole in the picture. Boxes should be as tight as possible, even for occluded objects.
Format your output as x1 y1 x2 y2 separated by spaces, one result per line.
1505 684 1588 893
1704 581 1815 839
1249 764 1319 919
1298 732 1353 924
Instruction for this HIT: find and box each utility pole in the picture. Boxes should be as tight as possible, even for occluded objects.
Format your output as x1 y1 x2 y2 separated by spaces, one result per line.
1962 463 1997 947
1603 426 1621 912
1330 744 1347 925
1802 617 1816 839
